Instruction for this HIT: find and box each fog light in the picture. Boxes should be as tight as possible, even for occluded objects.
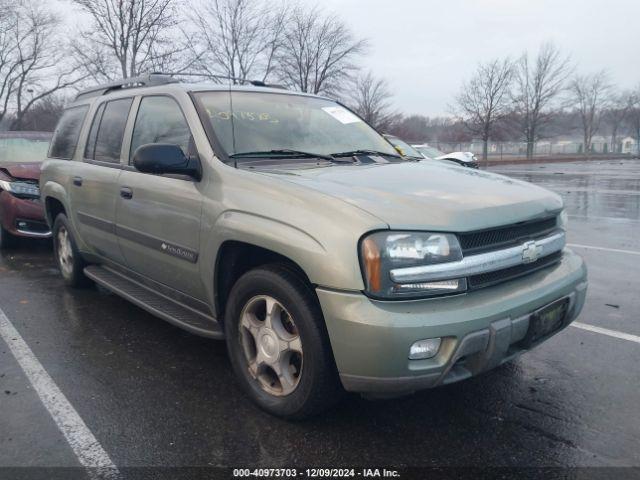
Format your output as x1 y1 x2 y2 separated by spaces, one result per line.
409 338 442 360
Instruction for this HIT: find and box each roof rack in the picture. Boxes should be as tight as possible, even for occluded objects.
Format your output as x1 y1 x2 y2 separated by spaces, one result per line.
163 72 287 89
74 73 179 101
74 72 287 101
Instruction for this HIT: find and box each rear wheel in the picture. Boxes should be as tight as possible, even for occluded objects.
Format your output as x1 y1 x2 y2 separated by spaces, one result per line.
224 264 343 419
53 214 90 287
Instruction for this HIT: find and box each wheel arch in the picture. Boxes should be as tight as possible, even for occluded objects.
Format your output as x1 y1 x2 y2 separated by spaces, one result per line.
44 196 67 226
214 240 316 324
42 182 70 226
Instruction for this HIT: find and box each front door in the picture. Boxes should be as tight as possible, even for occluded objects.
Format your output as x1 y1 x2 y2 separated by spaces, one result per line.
115 95 205 299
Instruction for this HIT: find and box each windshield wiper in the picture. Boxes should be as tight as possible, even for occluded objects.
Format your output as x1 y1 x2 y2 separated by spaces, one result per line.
230 149 335 161
330 149 402 159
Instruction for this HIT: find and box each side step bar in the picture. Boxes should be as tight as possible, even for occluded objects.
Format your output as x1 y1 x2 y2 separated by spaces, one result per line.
84 265 224 339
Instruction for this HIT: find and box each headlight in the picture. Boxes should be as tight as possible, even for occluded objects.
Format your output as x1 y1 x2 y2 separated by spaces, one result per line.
0 179 40 199
558 210 568 230
360 231 467 299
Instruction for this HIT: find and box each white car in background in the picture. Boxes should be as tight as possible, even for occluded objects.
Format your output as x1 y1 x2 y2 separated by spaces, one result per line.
412 144 479 169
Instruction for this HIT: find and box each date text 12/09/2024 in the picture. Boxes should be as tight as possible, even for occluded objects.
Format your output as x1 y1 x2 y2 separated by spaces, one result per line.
232 468 401 478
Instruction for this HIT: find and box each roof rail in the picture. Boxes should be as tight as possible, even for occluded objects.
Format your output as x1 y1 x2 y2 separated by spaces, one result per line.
74 73 179 101
157 72 288 89
74 72 288 101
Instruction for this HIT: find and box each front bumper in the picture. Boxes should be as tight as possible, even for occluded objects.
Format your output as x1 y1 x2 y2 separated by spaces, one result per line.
0 191 51 238
317 248 587 394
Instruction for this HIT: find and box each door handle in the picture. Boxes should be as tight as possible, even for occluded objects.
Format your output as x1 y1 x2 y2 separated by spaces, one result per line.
72 176 83 187
120 187 133 200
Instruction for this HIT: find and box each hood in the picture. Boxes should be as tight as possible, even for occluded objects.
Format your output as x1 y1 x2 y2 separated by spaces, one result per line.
259 161 563 231
0 162 41 181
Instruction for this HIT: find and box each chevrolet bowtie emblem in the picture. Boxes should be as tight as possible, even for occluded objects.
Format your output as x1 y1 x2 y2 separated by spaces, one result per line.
522 240 542 264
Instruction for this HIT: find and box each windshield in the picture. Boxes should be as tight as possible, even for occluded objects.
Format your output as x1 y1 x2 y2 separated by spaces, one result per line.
385 136 424 159
0 133 51 165
414 145 445 159
195 91 398 161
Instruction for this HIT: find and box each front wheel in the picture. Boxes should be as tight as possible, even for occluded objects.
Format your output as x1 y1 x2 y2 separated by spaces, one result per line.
224 264 343 419
52 214 90 288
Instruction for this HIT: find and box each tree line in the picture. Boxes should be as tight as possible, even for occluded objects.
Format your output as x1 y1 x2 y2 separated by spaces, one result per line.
1 0 639 161
448 43 640 160
1 0 373 130
386 43 640 160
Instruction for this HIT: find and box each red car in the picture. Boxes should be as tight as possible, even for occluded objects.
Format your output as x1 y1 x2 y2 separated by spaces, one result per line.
0 132 52 248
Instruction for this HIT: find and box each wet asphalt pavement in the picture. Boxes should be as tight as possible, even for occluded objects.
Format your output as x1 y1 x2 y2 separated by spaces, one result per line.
0 159 639 475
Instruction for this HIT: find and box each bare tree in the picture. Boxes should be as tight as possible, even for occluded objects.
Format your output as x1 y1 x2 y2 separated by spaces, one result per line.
512 42 572 159
570 71 611 154
0 2 20 125
187 0 287 84
606 89 635 153
0 1 84 129
12 95 65 131
277 6 368 96
348 71 395 130
453 58 513 161
72 0 182 80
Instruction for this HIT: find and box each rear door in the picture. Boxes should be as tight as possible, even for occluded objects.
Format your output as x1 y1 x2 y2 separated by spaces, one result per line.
115 95 205 299
70 97 133 264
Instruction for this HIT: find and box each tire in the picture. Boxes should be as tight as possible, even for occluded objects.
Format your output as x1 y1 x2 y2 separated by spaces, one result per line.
52 214 90 288
224 264 343 419
0 224 16 249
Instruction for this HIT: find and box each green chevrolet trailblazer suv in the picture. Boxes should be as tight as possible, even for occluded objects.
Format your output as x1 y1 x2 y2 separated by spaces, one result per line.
40 74 587 418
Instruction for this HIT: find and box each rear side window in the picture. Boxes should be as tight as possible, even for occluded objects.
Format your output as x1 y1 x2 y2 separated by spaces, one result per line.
129 96 191 162
86 98 133 164
49 106 89 159
84 103 106 160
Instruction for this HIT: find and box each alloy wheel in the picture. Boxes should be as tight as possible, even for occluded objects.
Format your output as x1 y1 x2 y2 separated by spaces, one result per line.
57 226 74 278
238 295 303 396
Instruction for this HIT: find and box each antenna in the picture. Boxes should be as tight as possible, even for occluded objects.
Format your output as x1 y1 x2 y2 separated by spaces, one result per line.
226 77 238 168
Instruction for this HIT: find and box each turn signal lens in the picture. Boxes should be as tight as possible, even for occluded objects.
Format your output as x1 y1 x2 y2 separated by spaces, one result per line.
361 237 381 293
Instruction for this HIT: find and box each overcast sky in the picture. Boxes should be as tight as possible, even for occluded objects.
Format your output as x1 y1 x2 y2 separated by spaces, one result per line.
55 0 640 117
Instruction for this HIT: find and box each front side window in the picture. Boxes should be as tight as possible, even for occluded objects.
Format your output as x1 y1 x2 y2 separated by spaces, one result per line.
49 106 89 159
194 91 398 161
130 96 191 162
86 98 133 164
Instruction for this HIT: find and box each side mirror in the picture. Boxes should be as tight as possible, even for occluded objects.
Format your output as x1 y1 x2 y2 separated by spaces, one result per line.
132 144 201 180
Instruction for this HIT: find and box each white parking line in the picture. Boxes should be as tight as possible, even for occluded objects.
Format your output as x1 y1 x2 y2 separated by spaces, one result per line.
567 243 640 256
0 307 119 479
571 322 640 344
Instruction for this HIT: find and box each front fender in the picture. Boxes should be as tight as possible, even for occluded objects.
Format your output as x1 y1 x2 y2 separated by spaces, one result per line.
41 181 89 252
207 206 359 283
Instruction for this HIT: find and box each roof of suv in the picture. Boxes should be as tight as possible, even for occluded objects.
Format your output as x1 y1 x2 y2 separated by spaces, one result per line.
70 73 330 108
